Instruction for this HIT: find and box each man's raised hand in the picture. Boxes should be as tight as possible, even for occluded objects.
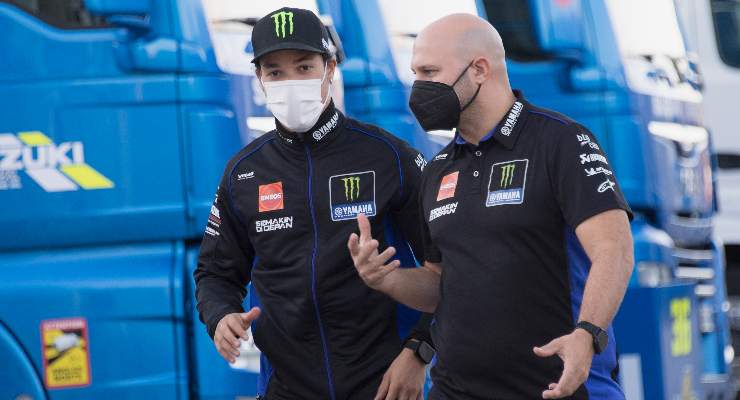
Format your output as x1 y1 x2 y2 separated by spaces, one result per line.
347 214 400 292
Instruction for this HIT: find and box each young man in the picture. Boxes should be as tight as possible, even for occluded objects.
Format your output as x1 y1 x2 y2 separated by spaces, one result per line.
194 7 433 400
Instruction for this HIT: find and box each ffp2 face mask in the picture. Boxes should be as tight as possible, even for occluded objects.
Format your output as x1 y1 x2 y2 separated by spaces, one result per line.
408 61 481 131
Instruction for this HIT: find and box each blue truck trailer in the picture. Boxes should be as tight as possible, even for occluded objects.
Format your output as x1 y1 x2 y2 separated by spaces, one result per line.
0 0 267 398
0 0 735 399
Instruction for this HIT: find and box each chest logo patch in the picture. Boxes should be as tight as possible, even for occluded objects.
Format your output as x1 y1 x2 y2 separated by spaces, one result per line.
486 159 529 207
437 171 459 201
329 170 376 221
258 181 284 212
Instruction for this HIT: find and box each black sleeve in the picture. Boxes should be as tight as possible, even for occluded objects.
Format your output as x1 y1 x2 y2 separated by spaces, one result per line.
406 313 435 348
391 144 427 264
193 170 255 340
550 124 634 229
391 143 435 347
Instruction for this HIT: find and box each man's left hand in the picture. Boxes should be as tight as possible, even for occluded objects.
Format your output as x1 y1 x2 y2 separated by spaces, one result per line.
533 329 594 399
375 347 426 400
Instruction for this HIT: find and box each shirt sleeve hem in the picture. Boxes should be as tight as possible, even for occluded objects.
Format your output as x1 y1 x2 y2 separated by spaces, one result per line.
567 203 634 230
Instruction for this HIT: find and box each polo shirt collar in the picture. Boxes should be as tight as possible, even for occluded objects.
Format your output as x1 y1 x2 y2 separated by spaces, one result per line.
453 89 530 156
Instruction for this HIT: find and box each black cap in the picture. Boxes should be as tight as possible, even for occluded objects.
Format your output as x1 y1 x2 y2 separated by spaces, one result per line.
251 7 332 64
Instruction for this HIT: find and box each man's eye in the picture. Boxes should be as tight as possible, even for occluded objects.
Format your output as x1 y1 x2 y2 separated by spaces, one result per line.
268 71 280 77
299 65 313 72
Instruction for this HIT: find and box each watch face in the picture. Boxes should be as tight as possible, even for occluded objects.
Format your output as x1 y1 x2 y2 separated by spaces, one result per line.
596 331 609 353
418 342 435 363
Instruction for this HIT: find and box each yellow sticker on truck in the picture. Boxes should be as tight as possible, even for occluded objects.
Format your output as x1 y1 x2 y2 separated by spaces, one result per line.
41 318 92 389
670 297 692 357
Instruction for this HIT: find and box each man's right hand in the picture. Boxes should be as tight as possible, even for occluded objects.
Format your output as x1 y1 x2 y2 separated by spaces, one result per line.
214 307 261 363
348 213 400 292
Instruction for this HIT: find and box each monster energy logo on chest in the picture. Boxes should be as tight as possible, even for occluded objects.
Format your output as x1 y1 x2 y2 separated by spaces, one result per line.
342 176 360 201
500 163 515 188
271 11 294 38
329 171 377 221
486 159 529 207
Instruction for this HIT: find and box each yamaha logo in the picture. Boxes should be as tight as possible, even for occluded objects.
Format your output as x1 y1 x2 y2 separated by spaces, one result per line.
500 101 523 136
312 111 339 141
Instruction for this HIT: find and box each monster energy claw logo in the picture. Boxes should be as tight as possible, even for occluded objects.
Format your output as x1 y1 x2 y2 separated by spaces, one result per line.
271 11 294 38
342 176 360 201
500 164 515 188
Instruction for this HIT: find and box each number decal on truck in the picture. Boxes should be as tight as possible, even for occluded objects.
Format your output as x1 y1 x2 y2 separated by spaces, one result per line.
670 298 692 357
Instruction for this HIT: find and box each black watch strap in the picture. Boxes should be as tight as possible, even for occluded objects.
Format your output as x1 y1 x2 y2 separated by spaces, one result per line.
404 338 435 364
576 321 608 354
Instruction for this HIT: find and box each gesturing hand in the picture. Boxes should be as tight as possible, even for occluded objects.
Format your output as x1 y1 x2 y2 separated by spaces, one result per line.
347 213 400 292
533 329 594 399
214 307 261 364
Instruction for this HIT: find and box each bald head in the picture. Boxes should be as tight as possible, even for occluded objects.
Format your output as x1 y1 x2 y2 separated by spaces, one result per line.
410 13 516 141
413 14 506 78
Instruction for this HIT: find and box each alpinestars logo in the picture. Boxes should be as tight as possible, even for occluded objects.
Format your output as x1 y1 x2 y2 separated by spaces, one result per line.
271 11 294 38
312 111 339 141
329 171 376 221
598 179 616 193
0 131 114 192
500 101 523 136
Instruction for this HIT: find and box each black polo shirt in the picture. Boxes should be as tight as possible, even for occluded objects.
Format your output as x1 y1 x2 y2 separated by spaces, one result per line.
421 91 633 400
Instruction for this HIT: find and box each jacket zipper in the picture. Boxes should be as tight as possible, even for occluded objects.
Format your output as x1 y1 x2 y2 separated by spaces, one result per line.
304 144 337 400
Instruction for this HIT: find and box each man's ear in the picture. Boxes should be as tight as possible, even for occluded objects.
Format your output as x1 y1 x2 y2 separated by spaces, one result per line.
326 58 338 82
471 57 491 84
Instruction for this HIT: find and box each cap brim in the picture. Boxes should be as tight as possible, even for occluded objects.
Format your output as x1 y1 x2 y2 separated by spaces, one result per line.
251 42 328 64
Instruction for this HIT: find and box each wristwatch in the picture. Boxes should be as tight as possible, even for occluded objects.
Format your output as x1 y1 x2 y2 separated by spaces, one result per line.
404 338 435 364
575 321 609 354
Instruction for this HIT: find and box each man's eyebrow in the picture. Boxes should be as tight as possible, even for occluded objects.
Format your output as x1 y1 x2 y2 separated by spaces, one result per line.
262 61 279 68
293 54 314 63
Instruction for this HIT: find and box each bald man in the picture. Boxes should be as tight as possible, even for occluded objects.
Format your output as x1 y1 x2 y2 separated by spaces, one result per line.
349 14 634 400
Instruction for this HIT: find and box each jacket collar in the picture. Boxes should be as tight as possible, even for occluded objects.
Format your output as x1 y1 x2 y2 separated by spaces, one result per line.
275 101 344 147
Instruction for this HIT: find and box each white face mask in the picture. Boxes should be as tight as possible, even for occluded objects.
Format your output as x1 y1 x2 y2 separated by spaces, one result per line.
262 62 332 133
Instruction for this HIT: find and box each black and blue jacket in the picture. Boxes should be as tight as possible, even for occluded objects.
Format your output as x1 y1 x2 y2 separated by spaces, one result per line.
194 102 431 400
